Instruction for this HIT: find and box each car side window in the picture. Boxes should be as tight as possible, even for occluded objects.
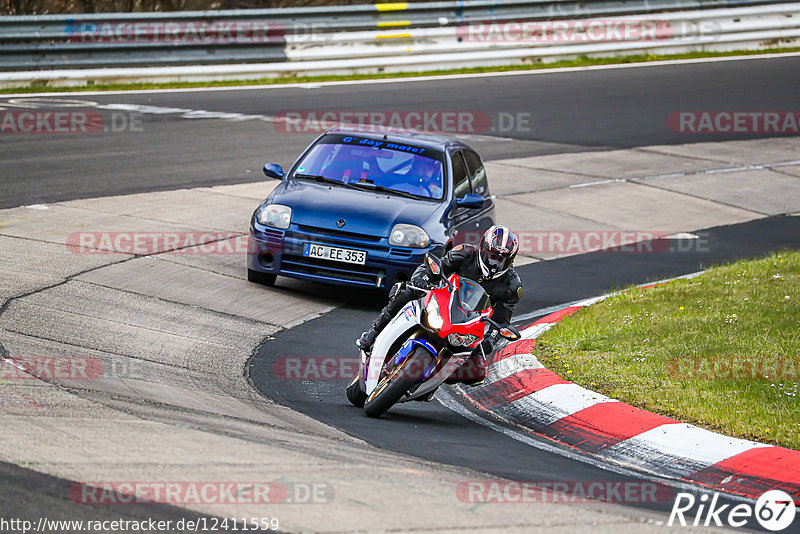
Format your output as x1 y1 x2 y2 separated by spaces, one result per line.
451 151 470 199
463 150 489 198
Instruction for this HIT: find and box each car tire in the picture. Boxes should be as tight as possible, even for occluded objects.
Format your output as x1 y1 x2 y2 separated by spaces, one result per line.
247 269 277 286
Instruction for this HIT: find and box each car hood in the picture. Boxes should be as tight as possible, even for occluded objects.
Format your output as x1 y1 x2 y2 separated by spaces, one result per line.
270 180 442 237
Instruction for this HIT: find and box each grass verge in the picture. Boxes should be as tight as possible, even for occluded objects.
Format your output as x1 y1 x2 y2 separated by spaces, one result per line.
2 47 800 94
535 249 800 450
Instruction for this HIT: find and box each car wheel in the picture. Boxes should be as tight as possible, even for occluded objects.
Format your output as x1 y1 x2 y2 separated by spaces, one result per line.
247 269 277 286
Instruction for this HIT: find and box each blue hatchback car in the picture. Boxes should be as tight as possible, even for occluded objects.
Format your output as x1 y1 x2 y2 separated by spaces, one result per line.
247 128 496 290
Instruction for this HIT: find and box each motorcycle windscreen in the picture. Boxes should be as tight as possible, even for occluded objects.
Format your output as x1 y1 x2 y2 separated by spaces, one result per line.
450 278 492 324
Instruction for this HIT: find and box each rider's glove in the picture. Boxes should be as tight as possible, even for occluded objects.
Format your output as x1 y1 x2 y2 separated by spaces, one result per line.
410 275 437 292
480 327 502 354
486 327 501 344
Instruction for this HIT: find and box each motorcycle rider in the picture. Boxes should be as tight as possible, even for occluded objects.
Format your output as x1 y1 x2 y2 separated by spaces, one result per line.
356 225 522 386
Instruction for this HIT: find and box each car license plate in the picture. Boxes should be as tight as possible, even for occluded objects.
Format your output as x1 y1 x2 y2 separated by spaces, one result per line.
304 243 367 265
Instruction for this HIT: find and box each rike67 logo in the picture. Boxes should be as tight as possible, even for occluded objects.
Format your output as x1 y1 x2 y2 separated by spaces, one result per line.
669 490 796 531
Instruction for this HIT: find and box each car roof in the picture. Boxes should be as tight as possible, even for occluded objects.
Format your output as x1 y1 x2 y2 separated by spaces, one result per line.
325 126 473 152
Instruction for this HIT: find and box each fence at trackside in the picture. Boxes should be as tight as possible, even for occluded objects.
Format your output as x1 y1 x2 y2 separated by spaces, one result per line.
0 0 799 87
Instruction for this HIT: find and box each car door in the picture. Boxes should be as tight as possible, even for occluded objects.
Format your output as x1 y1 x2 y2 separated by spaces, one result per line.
462 149 495 237
447 150 487 247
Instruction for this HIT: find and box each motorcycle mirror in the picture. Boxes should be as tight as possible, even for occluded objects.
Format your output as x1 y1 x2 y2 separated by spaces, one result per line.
426 254 443 276
498 326 522 341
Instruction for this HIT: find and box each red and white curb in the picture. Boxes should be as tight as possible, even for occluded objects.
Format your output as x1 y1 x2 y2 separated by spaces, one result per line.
460 294 800 503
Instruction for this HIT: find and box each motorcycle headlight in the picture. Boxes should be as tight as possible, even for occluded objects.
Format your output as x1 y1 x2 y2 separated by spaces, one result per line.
424 298 443 330
447 333 480 347
389 224 430 248
258 204 292 230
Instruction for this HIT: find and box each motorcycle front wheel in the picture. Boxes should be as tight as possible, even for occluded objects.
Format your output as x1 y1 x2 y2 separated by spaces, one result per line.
363 347 433 418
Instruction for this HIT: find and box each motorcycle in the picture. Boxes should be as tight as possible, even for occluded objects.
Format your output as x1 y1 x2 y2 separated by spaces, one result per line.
346 253 521 417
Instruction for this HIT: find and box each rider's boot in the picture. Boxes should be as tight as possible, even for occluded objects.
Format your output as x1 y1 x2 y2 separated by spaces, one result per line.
356 310 392 353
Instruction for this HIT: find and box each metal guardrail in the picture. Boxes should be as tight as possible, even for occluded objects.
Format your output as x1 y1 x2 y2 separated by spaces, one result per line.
0 1 799 87
0 0 793 71
285 4 800 59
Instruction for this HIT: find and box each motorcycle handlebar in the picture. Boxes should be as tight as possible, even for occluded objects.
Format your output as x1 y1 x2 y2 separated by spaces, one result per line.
406 283 435 293
408 278 453 294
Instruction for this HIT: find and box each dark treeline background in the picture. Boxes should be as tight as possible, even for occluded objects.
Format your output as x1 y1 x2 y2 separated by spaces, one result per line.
1 0 422 15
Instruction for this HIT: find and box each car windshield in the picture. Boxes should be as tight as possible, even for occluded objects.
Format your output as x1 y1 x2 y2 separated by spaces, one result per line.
292 135 446 200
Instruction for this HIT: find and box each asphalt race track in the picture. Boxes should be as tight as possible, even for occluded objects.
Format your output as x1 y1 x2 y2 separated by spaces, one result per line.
249 215 800 531
2 54 800 532
2 54 800 208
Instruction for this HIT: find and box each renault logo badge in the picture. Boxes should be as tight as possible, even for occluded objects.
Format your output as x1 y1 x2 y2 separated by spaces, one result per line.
337 218 346 228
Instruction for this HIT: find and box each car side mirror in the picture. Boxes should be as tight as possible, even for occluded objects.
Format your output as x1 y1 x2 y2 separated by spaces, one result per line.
456 193 484 209
263 163 285 179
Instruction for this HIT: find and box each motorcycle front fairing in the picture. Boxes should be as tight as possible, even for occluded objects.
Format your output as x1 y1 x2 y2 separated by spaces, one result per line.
360 294 475 403
427 275 492 351
363 298 422 395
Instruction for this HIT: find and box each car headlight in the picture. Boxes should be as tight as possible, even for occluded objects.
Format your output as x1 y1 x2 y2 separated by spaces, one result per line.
258 204 292 230
424 298 443 331
389 224 430 248
447 333 480 347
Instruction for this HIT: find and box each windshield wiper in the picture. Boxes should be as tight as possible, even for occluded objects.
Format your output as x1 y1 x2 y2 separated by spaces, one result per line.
294 173 343 185
294 173 371 192
348 183 420 200
295 174 422 199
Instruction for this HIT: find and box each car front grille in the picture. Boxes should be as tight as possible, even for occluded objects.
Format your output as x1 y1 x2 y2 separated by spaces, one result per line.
281 224 392 287
284 225 390 255
295 224 383 242
281 253 386 287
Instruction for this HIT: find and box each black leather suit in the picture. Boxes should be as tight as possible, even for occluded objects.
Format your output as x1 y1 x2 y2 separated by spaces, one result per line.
376 244 523 382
